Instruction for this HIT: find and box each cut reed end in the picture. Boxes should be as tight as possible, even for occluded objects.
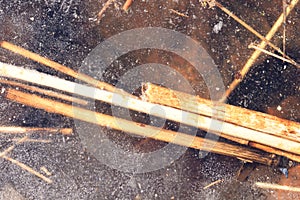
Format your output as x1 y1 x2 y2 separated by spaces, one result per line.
0 41 12 49
60 128 73 135
122 0 134 11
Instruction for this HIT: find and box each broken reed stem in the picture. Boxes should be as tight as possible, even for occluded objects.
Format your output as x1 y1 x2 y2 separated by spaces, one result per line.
203 179 223 189
2 155 52 183
0 41 131 97
2 87 279 166
0 136 28 158
40 166 52 176
10 138 52 143
282 0 288 55
249 142 300 163
0 79 88 105
142 83 300 144
0 62 299 156
248 43 297 66
255 182 300 192
0 126 72 135
219 0 299 102
142 83 300 162
122 0 133 11
97 0 115 21
0 136 51 183
169 9 189 18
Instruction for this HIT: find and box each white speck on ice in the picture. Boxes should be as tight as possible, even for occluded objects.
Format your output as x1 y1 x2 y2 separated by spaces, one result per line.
213 21 223 33
277 105 282 111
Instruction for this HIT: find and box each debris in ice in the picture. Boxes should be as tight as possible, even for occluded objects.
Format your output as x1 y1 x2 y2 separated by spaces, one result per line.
279 168 288 178
213 21 223 34
276 105 282 111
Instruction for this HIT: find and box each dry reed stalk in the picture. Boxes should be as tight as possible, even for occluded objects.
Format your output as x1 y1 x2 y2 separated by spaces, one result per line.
97 0 115 21
122 0 133 11
0 136 52 183
142 83 300 143
142 83 300 162
0 79 88 105
0 136 28 157
248 43 299 67
203 179 223 189
282 0 288 54
0 126 72 135
11 138 52 143
0 41 131 97
2 155 52 183
2 87 280 166
249 142 300 163
220 0 299 102
169 9 189 18
255 182 300 192
0 62 300 155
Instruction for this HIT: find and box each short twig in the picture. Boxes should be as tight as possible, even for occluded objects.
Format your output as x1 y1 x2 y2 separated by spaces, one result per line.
97 0 115 22
203 179 223 189
2 155 52 183
0 136 52 183
0 136 28 157
169 9 189 18
248 43 299 68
